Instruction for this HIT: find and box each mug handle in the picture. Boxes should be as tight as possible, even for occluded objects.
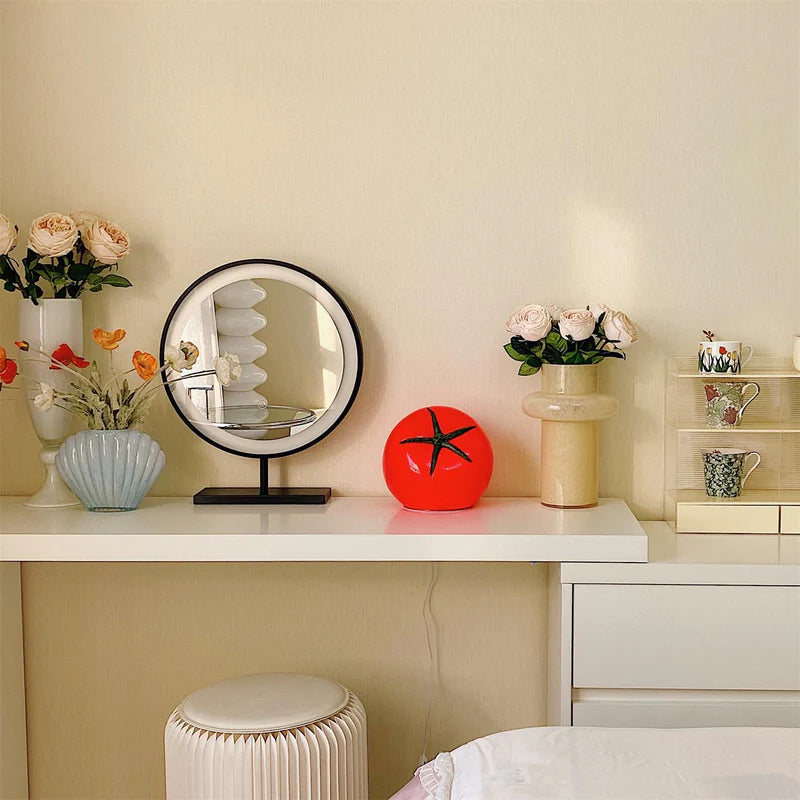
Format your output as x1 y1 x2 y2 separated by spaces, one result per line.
741 344 754 367
738 382 760 420
741 451 761 489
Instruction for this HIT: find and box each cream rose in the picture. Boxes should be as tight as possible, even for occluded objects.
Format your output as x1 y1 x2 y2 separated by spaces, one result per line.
0 214 18 256
214 353 242 386
83 219 131 265
28 213 78 258
545 304 565 322
69 211 101 238
558 308 596 341
505 304 551 341
602 308 639 348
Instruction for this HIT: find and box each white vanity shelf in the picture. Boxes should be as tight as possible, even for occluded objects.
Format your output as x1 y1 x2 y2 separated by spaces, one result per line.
0 496 648 562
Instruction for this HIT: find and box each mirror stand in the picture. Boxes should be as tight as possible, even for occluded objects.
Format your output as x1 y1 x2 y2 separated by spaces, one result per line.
162 259 362 506
193 457 331 505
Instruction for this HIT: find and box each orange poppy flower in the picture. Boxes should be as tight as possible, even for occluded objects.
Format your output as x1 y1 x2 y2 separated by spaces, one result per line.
132 350 158 380
93 328 126 351
0 352 18 385
50 343 90 370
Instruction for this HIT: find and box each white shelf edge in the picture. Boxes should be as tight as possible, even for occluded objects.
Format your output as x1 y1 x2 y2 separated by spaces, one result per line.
677 427 800 434
0 496 648 563
676 372 800 379
676 490 800 506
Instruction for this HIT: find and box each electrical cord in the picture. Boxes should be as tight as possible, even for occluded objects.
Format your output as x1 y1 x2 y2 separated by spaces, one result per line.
418 560 439 767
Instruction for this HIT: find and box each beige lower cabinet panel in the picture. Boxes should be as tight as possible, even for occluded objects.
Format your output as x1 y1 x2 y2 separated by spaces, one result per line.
572 695 800 728
573 584 800 690
676 503 779 533
781 505 800 534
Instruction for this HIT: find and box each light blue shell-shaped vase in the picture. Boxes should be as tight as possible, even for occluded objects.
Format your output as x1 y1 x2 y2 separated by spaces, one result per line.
56 430 165 512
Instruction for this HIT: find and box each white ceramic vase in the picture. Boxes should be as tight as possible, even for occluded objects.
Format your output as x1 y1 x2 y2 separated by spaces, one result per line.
522 364 619 508
17 298 83 508
56 430 165 512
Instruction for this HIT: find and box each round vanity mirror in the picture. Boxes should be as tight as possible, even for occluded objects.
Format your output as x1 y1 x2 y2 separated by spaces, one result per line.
160 259 362 504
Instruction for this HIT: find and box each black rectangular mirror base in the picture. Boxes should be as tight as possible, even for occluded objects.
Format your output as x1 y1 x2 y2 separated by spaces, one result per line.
193 487 331 505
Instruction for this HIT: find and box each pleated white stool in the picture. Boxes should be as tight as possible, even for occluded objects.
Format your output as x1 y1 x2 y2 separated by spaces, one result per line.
165 674 368 800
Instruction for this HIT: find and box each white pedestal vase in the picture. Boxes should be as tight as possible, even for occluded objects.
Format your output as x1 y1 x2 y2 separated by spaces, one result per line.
522 364 619 509
17 299 83 508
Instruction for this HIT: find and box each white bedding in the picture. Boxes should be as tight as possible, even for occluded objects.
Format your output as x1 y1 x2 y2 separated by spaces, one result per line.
410 726 800 799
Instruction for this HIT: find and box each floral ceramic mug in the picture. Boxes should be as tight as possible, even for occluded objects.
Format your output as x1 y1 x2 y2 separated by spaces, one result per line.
697 341 753 374
704 382 760 428
702 448 761 498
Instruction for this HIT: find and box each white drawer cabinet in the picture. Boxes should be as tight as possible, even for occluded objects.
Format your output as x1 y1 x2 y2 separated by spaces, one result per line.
573 584 800 691
548 523 800 728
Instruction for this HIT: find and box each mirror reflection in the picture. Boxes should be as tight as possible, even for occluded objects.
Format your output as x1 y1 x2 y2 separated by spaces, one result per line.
174 278 344 440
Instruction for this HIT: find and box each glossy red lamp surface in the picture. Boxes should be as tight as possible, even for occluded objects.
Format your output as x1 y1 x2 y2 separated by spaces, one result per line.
382 406 493 511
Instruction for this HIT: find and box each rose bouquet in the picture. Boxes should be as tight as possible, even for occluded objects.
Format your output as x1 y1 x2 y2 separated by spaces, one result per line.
504 304 638 375
0 329 241 429
0 211 132 303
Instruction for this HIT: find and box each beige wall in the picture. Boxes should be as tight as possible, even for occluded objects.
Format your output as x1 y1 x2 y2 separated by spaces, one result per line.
0 563 28 800
1 1 798 798
1 1 797 513
21 562 547 799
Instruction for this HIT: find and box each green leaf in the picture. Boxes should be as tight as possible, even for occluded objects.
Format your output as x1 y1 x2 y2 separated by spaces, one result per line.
508 336 534 355
545 331 568 353
101 273 132 288
504 342 528 362
68 261 93 281
563 350 585 364
543 343 564 364
518 362 540 376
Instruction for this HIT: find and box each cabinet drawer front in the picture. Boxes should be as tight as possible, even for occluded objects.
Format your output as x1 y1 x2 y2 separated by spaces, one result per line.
572 699 800 728
677 504 779 533
573 585 800 690
781 506 800 534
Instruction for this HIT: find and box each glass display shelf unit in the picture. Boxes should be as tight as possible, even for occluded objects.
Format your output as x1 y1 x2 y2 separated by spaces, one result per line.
675 356 800 380
665 357 800 534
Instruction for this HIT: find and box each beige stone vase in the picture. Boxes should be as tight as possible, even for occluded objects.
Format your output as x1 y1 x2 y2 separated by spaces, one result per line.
522 363 619 508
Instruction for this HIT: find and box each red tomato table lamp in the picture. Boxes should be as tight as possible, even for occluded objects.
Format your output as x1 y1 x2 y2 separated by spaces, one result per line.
382 406 493 511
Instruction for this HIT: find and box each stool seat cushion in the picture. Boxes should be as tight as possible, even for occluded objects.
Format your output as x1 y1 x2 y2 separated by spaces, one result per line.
180 673 349 734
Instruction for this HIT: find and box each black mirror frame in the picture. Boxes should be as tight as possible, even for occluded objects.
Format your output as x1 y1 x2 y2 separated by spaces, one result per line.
159 258 363 463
